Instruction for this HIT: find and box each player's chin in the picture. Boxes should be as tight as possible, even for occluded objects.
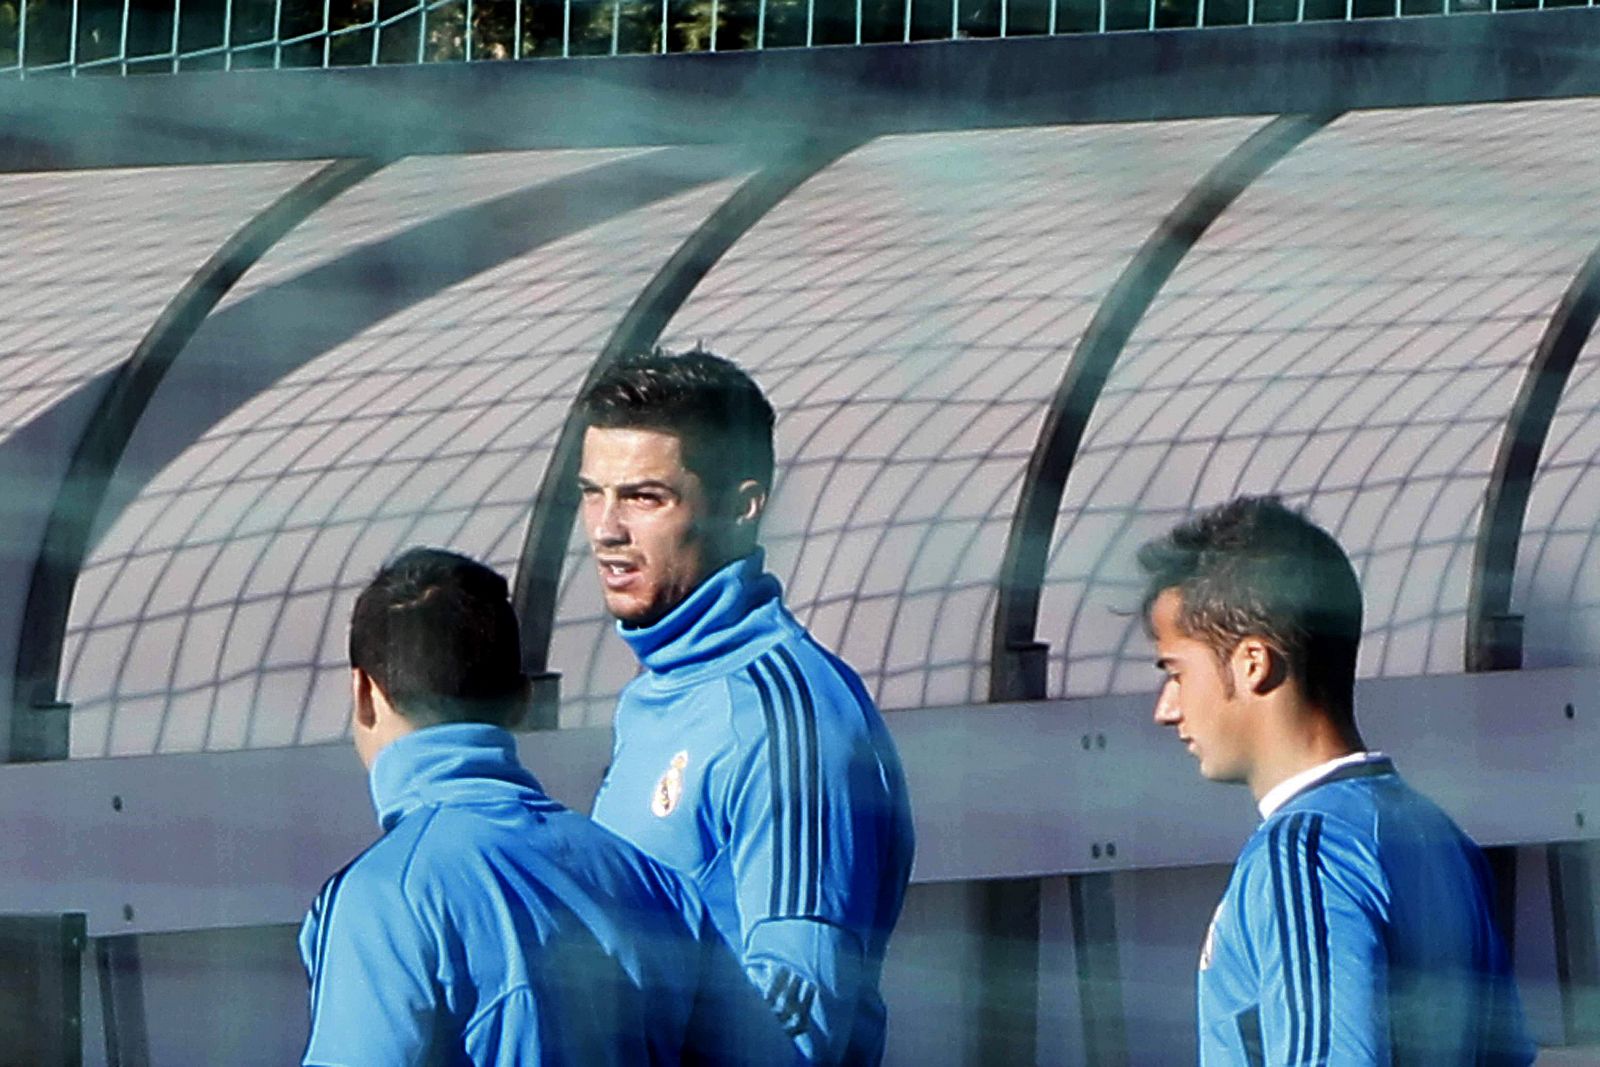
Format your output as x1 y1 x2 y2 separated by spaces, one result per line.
604 589 667 629
1197 759 1245 785
603 589 649 624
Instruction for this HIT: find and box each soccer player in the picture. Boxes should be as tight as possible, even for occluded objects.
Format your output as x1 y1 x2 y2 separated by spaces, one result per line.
1138 495 1534 1066
579 349 916 1065
299 547 795 1066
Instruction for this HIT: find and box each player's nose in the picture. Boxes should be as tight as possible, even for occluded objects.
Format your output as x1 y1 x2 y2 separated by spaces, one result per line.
590 497 627 546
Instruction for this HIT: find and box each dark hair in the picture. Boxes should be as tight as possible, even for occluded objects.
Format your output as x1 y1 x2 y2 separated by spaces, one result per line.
1137 495 1363 720
348 547 526 728
578 346 776 501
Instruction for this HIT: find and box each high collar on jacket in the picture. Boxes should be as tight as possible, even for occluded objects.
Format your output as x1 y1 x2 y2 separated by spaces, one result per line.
617 550 787 681
368 722 553 832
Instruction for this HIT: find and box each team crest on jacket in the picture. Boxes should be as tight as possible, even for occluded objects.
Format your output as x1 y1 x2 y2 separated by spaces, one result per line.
652 751 690 817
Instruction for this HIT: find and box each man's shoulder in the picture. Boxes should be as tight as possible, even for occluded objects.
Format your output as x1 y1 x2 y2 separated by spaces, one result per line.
717 636 893 767
343 806 442 882
365 803 574 889
1221 806 1388 941
386 803 704 922
1241 801 1383 889
734 630 876 716
1287 769 1476 858
309 812 442 933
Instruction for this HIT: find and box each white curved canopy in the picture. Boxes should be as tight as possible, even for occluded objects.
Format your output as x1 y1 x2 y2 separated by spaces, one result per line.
7 97 1595 757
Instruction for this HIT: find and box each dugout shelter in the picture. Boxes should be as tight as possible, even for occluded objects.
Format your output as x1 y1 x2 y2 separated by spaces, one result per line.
0 7 1599 1063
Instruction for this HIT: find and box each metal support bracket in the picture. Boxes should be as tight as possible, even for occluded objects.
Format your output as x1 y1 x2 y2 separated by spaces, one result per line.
95 934 150 1067
0 912 85 1067
1068 873 1129 1067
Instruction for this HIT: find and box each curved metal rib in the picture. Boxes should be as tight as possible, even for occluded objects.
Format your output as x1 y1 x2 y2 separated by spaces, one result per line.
988 112 1338 702
8 157 388 761
1466 240 1600 672
510 135 867 719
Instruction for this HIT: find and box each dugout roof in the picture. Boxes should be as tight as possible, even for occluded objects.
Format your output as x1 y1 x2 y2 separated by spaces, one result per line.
0 92 1596 757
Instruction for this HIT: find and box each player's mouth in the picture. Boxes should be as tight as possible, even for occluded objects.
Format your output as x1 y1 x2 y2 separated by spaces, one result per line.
597 557 643 591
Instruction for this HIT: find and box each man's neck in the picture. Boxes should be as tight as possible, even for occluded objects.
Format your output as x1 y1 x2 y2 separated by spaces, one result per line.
1247 703 1364 803
618 543 756 632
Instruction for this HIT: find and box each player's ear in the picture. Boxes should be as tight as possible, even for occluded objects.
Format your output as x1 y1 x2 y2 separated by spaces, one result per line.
731 478 767 530
1234 637 1287 697
352 667 379 732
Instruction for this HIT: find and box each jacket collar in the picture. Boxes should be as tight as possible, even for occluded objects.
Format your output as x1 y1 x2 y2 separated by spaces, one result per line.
368 722 553 831
617 550 786 679
1259 751 1394 819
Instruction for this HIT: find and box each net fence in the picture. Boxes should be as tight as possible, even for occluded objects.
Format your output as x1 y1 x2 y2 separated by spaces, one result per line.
1 0 1587 77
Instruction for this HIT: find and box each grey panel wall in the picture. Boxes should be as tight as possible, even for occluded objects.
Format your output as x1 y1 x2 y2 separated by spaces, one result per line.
8 668 1589 1063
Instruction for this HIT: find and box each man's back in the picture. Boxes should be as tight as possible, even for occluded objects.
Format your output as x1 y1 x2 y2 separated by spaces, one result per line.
1199 758 1533 1065
300 723 792 1067
1347 771 1528 1062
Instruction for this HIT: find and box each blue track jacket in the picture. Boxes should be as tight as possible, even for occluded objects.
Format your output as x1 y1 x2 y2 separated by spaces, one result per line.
591 552 916 1066
299 723 797 1067
1198 757 1534 1066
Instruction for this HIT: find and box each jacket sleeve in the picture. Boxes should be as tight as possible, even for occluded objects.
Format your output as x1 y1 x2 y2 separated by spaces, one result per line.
300 864 442 1067
1238 811 1391 1066
684 909 805 1067
724 655 904 1065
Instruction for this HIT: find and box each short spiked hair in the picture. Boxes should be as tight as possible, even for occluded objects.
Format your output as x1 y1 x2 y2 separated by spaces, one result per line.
1137 495 1363 721
578 347 776 501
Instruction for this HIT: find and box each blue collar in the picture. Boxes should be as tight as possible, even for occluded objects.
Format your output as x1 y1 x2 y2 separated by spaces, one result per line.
617 550 788 679
368 722 554 831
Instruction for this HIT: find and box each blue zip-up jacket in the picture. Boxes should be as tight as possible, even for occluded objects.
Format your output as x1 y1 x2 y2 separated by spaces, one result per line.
590 552 915 1066
1198 757 1534 1066
299 723 797 1067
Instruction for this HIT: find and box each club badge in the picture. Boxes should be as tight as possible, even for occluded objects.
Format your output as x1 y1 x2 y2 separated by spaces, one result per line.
652 750 690 818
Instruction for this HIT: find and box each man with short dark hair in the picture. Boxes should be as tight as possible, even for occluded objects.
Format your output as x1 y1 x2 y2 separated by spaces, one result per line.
300 546 794 1066
580 349 915 1065
1139 496 1533 1065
